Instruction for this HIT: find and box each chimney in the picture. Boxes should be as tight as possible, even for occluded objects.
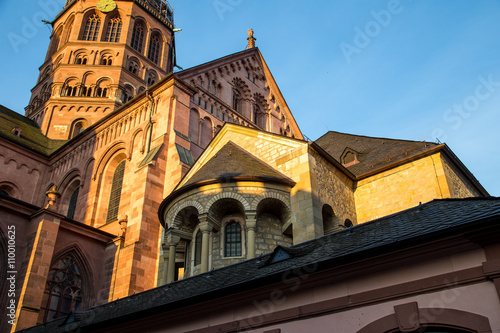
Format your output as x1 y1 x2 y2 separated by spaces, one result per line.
247 29 256 49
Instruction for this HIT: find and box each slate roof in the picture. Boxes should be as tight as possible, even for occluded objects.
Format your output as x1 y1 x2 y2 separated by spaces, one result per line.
315 131 439 176
20 197 500 333
0 105 66 156
182 141 295 187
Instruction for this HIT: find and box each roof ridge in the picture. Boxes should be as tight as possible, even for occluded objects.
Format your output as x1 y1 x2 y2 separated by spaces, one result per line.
318 130 438 145
177 48 260 75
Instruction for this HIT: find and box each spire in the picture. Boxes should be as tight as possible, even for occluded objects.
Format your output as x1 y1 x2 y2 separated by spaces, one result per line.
247 29 256 49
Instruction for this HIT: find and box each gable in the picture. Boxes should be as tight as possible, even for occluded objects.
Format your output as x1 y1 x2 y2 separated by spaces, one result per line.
176 123 306 190
177 48 302 140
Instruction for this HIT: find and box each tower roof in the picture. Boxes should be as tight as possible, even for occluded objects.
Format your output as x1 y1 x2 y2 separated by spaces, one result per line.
315 131 440 176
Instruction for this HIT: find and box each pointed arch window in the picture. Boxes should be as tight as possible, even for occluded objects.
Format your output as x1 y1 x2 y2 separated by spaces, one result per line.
82 14 101 41
224 221 242 257
106 160 125 223
253 104 259 125
194 230 202 266
105 16 122 42
148 33 161 64
67 187 80 219
131 21 145 52
43 254 84 321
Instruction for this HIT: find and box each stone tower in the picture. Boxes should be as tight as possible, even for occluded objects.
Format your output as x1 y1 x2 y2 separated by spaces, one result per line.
25 0 176 140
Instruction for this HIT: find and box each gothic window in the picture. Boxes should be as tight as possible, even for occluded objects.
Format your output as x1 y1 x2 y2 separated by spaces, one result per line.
194 230 202 266
253 105 259 124
224 221 242 257
43 254 84 321
131 21 145 52
104 16 122 42
82 13 101 41
106 160 125 223
232 91 240 111
148 32 161 64
67 187 79 219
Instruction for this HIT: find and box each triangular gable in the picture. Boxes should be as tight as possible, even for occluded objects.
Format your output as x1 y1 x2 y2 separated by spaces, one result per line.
177 47 303 140
183 141 294 188
175 123 306 190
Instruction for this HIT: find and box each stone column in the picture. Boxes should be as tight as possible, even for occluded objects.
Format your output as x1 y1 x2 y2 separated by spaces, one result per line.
166 233 180 283
199 221 213 273
246 211 257 259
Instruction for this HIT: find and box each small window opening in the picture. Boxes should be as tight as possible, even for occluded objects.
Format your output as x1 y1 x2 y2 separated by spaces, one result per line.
12 127 22 137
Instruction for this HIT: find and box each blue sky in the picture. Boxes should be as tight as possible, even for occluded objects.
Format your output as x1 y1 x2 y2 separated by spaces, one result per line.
0 0 499 196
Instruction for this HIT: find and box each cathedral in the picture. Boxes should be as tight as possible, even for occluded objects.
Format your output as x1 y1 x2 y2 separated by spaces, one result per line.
1 1 499 332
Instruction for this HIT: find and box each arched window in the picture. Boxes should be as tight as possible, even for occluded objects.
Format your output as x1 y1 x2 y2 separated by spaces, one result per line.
95 87 108 97
67 187 79 219
43 254 84 321
224 221 242 257
101 55 113 65
322 204 339 235
194 230 202 266
70 119 86 139
106 160 125 223
47 26 62 58
130 21 145 52
121 85 134 103
64 16 74 43
232 90 240 111
148 32 161 64
79 86 92 97
75 54 88 65
127 59 139 74
189 109 200 144
253 104 259 124
104 16 121 42
63 84 78 97
82 13 101 41
147 70 158 86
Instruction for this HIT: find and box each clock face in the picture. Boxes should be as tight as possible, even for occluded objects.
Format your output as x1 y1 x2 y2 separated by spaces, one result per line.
97 0 117 13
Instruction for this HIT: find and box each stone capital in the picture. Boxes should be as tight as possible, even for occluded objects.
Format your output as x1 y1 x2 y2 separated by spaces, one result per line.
166 233 181 247
198 213 220 231
246 220 257 231
199 221 213 234
246 210 257 222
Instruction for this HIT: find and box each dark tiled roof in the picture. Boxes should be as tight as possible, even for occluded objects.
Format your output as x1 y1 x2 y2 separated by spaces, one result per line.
20 197 500 333
182 141 295 187
315 131 439 176
0 105 66 156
